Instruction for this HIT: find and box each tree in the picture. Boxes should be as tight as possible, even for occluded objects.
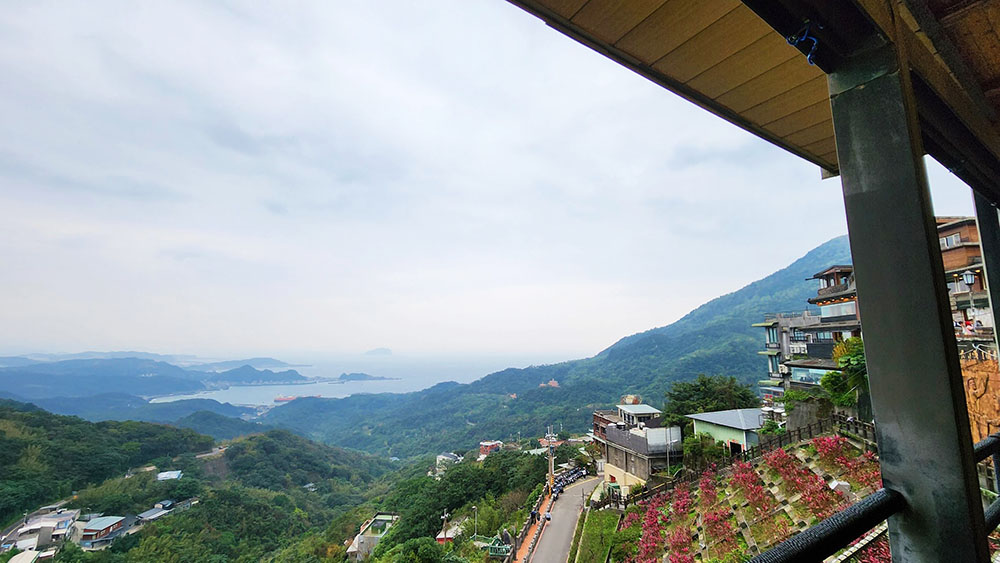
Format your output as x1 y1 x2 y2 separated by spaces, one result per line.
758 420 786 437
817 338 871 418
663 375 760 426
682 433 724 471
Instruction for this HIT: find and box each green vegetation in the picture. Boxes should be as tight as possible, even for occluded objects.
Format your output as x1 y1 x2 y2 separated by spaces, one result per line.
173 410 269 440
682 432 726 470
576 509 620 563
264 236 851 457
373 450 546 557
0 399 212 526
758 420 786 437
662 374 759 426
567 509 587 563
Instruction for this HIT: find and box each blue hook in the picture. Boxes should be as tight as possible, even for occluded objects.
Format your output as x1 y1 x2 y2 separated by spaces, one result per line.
787 22 819 65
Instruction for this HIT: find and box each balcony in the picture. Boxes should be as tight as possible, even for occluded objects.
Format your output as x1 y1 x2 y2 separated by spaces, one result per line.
817 282 849 297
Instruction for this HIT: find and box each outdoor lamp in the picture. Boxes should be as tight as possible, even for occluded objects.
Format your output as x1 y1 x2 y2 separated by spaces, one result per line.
962 270 976 287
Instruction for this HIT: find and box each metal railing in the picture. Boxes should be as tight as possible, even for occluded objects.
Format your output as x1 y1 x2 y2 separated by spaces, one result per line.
750 430 1000 561
749 489 904 562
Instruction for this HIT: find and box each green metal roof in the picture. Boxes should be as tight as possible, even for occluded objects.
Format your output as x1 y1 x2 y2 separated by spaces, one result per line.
751 321 779 327
758 379 782 386
757 350 780 356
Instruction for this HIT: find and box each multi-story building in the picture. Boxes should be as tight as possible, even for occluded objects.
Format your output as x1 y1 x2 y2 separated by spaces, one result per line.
591 403 681 489
938 216 993 329
756 216 994 398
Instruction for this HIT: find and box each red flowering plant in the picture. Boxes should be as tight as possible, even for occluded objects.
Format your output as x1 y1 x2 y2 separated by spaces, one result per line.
666 526 694 563
698 464 718 508
765 447 846 520
703 508 738 559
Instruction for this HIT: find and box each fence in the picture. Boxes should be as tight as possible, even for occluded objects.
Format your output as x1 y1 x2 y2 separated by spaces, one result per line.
590 415 876 511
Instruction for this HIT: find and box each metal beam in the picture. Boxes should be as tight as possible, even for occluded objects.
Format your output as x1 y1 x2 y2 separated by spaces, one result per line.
829 30 990 560
974 192 1000 352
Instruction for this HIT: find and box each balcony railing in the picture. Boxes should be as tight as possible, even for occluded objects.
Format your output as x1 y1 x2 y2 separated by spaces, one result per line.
817 282 850 296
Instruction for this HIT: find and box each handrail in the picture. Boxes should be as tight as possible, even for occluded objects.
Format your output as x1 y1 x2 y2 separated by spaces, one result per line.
750 488 904 563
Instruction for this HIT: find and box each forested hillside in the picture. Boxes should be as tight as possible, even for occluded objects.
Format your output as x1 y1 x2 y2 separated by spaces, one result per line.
264 236 852 456
0 399 213 526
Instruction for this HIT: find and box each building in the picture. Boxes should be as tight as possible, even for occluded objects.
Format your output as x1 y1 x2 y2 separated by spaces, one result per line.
938 216 993 329
13 509 79 552
685 408 763 455
155 470 182 481
478 440 502 458
78 516 124 548
752 311 824 399
345 513 398 561
137 508 169 522
592 403 681 488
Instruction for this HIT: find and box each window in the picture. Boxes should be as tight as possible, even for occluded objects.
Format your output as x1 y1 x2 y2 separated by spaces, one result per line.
939 233 962 249
766 326 779 343
768 355 779 373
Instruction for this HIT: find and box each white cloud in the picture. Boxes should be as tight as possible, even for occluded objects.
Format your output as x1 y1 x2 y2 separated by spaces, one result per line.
0 0 974 359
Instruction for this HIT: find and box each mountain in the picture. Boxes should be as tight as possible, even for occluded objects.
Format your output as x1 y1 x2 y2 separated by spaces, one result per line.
199 365 308 384
174 410 271 439
0 356 41 368
338 372 394 381
263 236 852 457
21 350 198 363
0 358 206 398
189 357 301 372
16 393 256 423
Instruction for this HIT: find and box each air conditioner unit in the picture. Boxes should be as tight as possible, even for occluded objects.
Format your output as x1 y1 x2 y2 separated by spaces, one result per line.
778 364 791 375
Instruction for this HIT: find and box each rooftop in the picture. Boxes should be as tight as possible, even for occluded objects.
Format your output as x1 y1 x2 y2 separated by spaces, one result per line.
83 516 124 531
617 404 662 416
686 408 762 431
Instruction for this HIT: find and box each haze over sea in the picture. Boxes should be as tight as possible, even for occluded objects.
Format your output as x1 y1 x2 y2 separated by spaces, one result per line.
150 353 561 406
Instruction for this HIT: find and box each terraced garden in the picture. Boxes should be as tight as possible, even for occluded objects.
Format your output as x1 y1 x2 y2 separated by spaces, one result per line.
605 435 888 563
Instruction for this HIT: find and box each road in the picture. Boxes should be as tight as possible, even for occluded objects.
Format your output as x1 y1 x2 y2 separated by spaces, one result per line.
531 478 599 563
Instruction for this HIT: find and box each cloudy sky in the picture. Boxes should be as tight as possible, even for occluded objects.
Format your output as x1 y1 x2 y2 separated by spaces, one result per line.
0 1 975 361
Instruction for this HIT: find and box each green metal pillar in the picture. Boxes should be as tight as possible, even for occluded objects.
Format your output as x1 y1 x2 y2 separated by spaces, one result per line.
829 41 990 561
974 192 1000 354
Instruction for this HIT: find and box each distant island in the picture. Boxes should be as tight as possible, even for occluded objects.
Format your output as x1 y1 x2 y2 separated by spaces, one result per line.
190 357 306 372
337 372 397 382
363 347 392 356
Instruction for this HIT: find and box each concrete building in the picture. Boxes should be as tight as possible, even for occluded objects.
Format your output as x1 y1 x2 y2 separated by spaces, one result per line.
592 403 681 488
13 509 78 552
78 516 124 548
686 408 763 455
345 512 398 561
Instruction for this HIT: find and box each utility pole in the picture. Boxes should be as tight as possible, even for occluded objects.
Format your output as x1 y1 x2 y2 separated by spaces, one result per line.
546 425 556 492
440 510 450 542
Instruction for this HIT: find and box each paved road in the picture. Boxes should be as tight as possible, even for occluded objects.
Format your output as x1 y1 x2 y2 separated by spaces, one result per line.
531 478 599 563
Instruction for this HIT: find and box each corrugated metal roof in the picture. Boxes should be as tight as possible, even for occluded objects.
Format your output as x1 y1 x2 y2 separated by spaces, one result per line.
686 408 763 431
83 516 124 531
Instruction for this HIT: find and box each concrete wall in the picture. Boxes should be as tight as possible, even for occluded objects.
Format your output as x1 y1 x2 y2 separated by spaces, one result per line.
692 420 756 451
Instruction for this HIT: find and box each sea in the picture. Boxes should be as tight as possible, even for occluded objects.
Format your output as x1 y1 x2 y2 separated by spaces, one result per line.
149 353 560 407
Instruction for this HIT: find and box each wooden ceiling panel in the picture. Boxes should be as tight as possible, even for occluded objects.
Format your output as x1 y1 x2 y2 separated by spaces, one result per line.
715 57 824 113
743 76 830 126
761 98 832 137
685 32 799 99
615 0 739 63
570 0 667 45
537 0 588 19
784 120 835 147
803 137 837 159
649 6 771 83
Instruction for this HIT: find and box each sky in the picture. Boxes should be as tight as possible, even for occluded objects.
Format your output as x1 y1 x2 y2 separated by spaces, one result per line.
0 1 976 362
